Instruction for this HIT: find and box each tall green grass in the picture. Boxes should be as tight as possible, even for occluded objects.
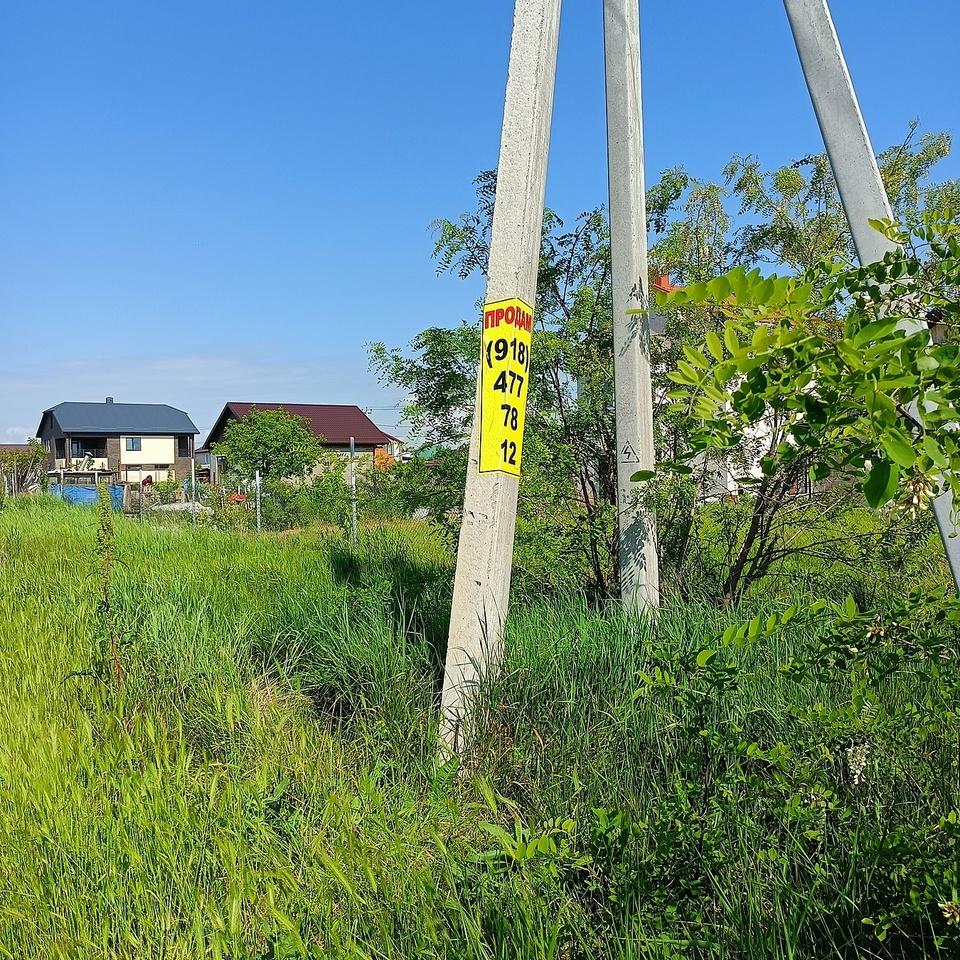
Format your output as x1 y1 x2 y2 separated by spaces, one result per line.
0 495 957 958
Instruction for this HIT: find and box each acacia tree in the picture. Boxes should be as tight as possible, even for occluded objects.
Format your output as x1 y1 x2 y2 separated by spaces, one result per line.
212 407 322 483
647 129 958 597
372 130 957 599
656 208 960 600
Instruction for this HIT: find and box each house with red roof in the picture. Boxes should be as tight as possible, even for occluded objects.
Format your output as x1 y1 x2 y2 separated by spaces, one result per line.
201 402 400 484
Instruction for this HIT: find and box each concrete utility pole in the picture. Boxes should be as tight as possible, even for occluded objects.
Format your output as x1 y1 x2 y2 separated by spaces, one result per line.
440 0 562 755
603 0 660 613
784 0 960 591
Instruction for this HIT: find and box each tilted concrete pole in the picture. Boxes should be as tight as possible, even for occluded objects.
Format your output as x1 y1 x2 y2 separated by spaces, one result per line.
602 0 660 612
784 0 960 591
440 0 562 754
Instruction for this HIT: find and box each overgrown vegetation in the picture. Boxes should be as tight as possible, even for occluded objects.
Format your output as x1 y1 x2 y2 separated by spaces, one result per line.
0 494 957 958
4 132 960 958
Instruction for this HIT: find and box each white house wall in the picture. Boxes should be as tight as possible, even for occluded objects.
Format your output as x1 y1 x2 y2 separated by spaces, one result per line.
119 436 176 466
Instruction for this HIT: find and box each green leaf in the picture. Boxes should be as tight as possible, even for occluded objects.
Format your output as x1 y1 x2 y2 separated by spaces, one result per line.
705 330 725 361
770 275 792 304
810 461 832 481
674 361 703 385
922 434 948 468
863 460 899 508
631 469 655 482
696 649 717 667
682 345 710 370
853 320 898 349
707 276 731 302
880 433 915 469
723 325 742 356
479 822 515 848
730 266 750 302
751 325 770 353
755 277 775 304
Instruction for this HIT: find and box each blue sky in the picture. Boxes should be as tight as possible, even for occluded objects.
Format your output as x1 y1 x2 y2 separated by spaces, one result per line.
2 1 956 443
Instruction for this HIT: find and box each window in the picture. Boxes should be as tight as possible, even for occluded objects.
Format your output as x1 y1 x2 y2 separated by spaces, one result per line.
126 437 142 452
70 437 107 459
177 435 190 458
55 439 65 459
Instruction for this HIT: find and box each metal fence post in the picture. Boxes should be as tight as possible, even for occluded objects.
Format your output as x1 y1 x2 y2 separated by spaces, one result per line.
255 470 261 535
349 436 358 547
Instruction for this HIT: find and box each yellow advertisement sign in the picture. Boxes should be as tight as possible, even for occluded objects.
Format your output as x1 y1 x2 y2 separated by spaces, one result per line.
479 296 533 477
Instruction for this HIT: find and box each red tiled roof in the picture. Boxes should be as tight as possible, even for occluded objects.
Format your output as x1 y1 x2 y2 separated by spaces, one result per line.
0 443 33 452
652 274 682 294
204 403 398 450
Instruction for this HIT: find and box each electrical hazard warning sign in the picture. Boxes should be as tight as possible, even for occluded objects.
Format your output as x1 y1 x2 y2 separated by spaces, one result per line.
479 296 533 477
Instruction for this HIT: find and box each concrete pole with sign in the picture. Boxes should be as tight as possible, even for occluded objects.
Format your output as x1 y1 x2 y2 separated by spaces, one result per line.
603 0 660 613
783 0 960 591
440 0 562 755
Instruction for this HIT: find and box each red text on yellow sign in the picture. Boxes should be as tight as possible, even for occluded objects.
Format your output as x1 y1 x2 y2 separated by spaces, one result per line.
479 297 533 477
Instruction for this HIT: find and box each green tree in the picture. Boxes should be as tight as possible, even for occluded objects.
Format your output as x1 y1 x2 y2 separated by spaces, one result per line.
212 407 322 483
723 125 958 275
656 207 960 600
372 186 625 597
646 128 958 597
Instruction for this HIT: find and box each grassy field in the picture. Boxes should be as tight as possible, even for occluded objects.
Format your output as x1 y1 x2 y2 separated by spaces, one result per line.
1 494 958 958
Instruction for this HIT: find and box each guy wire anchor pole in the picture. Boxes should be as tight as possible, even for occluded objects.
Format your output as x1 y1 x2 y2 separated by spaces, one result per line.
783 0 960 592
603 0 660 613
439 0 562 756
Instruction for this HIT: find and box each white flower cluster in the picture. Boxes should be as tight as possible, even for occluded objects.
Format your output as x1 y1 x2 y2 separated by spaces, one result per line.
901 475 936 520
846 741 870 786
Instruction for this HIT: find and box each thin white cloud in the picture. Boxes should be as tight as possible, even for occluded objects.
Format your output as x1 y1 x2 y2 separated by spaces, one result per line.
1 347 406 444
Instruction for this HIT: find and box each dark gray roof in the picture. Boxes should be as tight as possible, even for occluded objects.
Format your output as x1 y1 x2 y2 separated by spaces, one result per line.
38 402 198 436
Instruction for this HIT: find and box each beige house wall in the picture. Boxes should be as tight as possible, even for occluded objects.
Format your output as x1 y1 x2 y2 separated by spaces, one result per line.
120 436 176 466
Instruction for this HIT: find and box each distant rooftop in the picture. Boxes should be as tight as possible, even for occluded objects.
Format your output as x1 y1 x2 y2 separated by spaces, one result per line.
37 400 198 437
204 402 398 449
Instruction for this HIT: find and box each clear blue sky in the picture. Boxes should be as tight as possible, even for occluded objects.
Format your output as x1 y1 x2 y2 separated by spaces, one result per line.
2 1 956 443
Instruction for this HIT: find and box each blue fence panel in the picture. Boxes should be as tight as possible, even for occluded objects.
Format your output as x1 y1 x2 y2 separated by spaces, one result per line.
50 484 124 510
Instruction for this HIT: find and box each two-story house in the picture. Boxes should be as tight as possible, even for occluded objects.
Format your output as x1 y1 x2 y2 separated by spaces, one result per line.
36 398 199 482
